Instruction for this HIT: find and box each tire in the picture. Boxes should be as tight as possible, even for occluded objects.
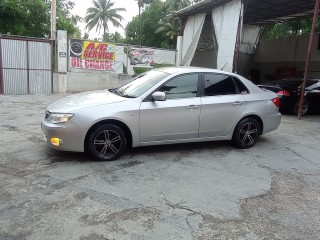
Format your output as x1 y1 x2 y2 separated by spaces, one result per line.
293 99 309 116
233 118 261 149
87 124 127 161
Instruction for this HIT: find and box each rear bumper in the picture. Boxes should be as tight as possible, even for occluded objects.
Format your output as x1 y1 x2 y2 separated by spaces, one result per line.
41 119 85 152
262 112 281 135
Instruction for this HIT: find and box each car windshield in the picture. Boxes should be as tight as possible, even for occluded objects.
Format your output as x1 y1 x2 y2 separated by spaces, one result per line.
110 70 170 98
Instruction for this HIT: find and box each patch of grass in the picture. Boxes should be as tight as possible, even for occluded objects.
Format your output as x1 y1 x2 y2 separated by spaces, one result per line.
133 67 150 75
154 64 174 68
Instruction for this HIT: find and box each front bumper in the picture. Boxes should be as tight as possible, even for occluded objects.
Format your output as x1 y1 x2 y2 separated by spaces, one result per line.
41 119 85 152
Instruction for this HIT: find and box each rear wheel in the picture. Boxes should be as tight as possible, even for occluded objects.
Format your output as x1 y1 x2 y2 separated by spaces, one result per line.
293 99 309 116
87 124 127 161
233 118 261 149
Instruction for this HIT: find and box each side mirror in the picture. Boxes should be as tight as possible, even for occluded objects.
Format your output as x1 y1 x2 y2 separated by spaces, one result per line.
152 91 166 101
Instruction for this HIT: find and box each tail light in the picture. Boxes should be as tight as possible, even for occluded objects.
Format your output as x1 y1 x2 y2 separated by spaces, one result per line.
277 90 290 96
272 97 280 108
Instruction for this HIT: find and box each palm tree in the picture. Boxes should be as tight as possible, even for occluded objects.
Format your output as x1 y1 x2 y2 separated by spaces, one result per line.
156 19 179 47
84 0 126 40
135 0 153 45
156 0 190 48
165 0 191 12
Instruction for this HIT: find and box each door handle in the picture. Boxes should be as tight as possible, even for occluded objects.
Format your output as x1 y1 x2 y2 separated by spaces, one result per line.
232 101 244 106
186 105 199 109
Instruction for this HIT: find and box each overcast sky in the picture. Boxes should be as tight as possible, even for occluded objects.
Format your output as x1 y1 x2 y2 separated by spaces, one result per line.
71 0 139 39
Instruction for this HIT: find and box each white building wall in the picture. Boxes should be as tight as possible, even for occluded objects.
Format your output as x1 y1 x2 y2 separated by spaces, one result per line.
67 72 132 93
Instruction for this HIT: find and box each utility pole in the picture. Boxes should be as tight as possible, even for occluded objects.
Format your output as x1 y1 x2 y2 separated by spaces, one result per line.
51 0 57 40
139 6 142 46
298 0 319 119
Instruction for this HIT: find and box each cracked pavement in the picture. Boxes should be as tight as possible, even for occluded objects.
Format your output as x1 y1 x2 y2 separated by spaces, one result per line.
0 94 320 240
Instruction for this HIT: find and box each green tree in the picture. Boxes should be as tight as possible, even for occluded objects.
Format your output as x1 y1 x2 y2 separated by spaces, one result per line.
0 0 80 38
126 0 172 48
135 0 154 45
125 16 140 45
165 0 191 12
111 32 124 43
152 0 191 48
84 0 126 39
56 0 82 38
263 16 320 40
83 32 90 40
0 0 49 36
102 33 112 41
101 31 124 42
155 19 179 47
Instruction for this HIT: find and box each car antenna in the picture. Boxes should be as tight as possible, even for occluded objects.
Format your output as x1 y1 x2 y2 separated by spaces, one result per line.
221 62 228 71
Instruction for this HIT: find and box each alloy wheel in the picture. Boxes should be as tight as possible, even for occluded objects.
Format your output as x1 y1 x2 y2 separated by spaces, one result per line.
93 130 122 158
239 122 258 145
294 100 308 115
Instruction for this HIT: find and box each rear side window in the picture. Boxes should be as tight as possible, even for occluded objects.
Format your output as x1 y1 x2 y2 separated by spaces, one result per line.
203 73 236 96
233 77 249 94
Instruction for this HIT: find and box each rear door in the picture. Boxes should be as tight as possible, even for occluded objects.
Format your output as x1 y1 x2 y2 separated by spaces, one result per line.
199 73 246 138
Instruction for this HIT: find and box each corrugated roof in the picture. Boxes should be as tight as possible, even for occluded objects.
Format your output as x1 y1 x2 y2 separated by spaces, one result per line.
170 0 315 25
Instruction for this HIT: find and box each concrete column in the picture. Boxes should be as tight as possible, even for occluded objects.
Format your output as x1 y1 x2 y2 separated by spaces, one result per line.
57 30 68 93
176 36 183 66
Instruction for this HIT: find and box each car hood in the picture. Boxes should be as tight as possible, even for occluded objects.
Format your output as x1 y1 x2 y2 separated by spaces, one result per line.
47 90 127 113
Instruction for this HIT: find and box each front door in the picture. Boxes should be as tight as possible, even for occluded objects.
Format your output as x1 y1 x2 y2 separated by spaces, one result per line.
140 73 201 143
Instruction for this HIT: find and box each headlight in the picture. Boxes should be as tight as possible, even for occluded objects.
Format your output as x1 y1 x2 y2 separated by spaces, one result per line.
47 113 74 124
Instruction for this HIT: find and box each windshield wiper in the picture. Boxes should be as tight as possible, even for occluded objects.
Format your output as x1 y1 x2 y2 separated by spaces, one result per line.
109 89 121 96
121 94 136 98
109 89 135 98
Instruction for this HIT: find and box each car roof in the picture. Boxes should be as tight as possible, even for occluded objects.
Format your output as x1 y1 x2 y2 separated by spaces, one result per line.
155 66 239 76
272 78 320 83
150 66 262 94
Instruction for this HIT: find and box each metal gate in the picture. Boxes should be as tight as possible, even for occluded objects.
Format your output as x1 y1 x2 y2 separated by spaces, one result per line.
0 36 53 94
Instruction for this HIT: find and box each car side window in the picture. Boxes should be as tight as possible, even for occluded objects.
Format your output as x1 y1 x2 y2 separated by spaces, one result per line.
233 77 250 94
157 74 198 99
204 73 237 96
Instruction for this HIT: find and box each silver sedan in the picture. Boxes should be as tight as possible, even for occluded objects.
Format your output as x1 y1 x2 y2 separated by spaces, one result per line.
42 67 281 161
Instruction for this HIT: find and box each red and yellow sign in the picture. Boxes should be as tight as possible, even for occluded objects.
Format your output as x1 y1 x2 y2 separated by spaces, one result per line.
69 40 116 71
82 41 115 61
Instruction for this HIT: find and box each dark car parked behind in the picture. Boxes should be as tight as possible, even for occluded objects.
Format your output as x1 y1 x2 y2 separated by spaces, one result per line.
258 79 320 115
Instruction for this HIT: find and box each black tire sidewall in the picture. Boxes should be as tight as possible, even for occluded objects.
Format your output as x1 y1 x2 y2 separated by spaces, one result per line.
233 118 261 149
293 99 309 116
87 124 127 161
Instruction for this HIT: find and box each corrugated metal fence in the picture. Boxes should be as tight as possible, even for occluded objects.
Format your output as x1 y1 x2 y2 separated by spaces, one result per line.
0 36 53 95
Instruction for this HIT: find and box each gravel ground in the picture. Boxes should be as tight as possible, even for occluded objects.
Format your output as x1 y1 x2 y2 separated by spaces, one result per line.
0 94 319 240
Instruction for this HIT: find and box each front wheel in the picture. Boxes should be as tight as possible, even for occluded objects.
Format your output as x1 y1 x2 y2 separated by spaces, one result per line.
233 118 261 149
87 124 127 161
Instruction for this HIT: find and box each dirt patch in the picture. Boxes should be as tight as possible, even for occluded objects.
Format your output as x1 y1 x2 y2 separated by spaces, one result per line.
199 172 320 239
